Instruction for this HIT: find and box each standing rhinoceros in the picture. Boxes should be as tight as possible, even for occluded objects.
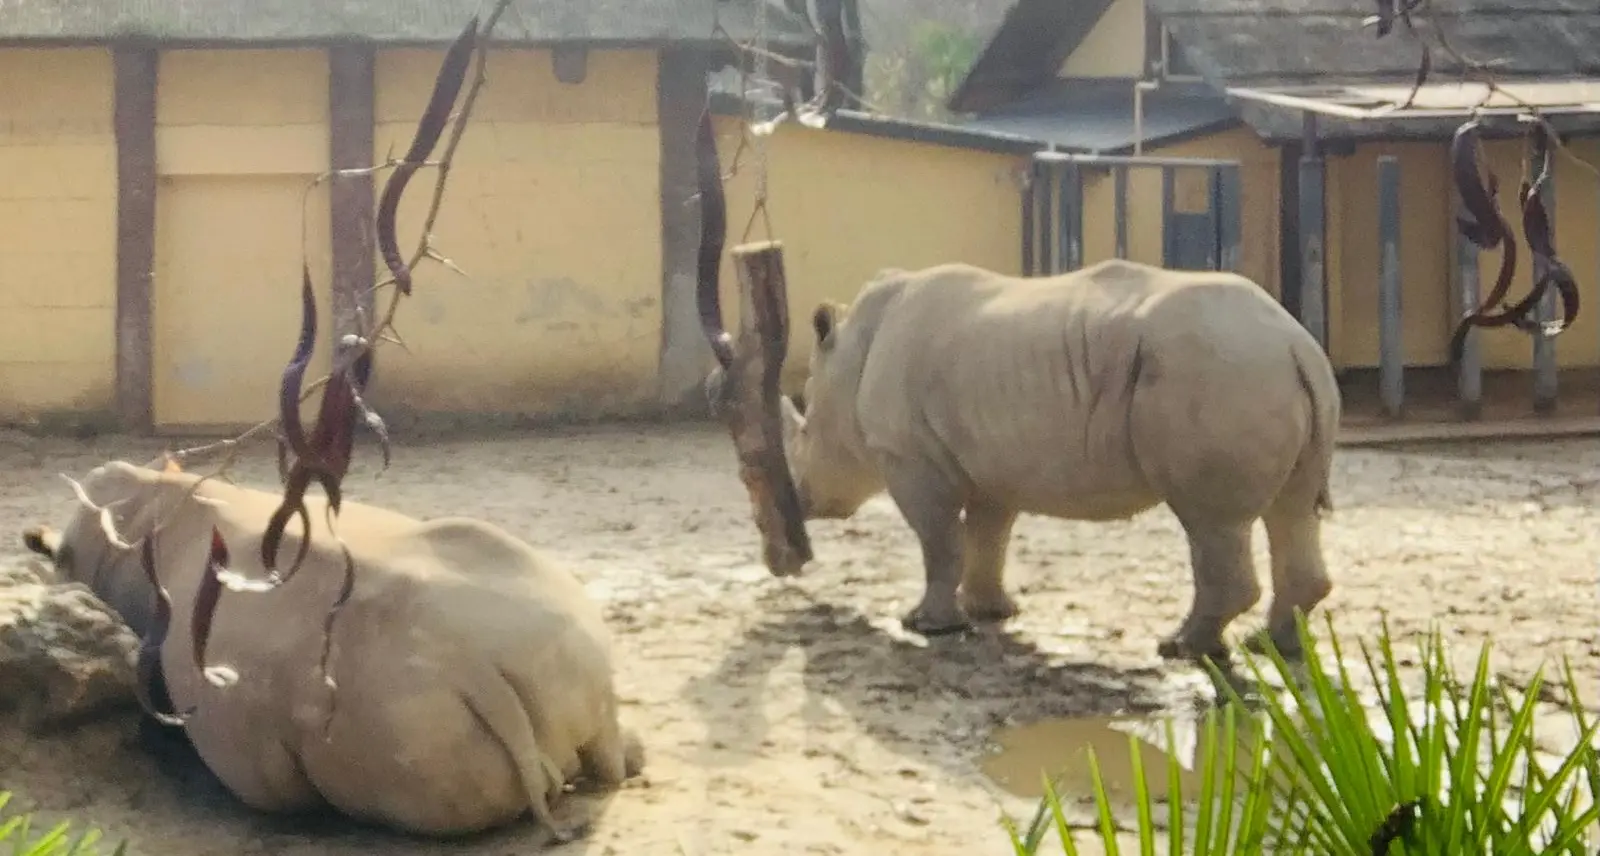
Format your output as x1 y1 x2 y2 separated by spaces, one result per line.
21 459 642 840
777 259 1340 661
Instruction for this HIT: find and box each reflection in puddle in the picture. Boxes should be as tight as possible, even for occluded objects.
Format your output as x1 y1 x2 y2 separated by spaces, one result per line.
980 715 1208 803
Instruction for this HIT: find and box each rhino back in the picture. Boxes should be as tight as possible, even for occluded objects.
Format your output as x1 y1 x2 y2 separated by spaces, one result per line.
852 260 1313 516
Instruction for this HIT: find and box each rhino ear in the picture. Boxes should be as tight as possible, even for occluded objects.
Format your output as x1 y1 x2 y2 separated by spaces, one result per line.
23 525 60 559
812 303 839 349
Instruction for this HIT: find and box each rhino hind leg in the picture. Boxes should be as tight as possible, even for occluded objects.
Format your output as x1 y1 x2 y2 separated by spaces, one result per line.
879 453 970 636
1157 519 1262 663
1247 504 1333 661
576 718 644 789
957 501 1020 622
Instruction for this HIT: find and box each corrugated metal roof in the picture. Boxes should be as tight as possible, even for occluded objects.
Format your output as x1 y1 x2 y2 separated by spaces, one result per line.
1152 0 1600 138
0 0 812 46
952 78 1240 153
1227 78 1600 119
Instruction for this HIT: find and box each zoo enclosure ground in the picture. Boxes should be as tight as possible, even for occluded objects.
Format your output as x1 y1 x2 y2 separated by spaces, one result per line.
1 426 1596 855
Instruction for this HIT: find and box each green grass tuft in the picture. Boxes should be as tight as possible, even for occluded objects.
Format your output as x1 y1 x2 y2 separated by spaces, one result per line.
1001 612 1600 855
0 792 127 856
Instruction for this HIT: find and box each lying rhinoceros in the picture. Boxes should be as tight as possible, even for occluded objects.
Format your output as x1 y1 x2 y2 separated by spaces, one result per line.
776 258 1340 661
21 459 642 840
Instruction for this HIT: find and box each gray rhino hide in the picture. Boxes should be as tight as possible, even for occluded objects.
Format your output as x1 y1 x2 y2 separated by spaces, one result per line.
23 461 642 840
780 259 1340 661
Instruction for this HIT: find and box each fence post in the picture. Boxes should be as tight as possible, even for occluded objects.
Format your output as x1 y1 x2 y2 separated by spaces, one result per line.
1216 164 1242 272
1296 157 1328 350
1451 183 1483 420
1377 155 1404 419
1021 158 1037 276
1036 158 1055 274
1530 147 1558 415
1058 160 1084 272
1160 166 1176 267
1114 165 1129 260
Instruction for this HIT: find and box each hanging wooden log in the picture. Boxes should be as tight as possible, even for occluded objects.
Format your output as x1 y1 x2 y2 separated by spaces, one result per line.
694 107 813 577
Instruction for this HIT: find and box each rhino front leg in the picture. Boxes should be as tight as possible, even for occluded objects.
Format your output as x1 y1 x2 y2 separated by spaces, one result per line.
879 453 969 636
958 500 1020 622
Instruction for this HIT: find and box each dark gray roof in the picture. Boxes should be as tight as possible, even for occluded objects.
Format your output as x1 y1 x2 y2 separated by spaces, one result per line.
952 78 1238 152
0 0 813 46
947 0 1118 114
1151 0 1600 139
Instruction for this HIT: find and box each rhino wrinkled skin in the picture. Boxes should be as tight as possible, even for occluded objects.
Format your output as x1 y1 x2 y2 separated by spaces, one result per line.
779 259 1341 661
22 461 642 840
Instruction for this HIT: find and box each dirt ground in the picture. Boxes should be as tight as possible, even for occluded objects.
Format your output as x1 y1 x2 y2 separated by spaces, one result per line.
1 425 1597 855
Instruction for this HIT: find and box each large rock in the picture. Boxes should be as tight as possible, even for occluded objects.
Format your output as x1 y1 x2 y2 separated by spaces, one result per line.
0 560 139 731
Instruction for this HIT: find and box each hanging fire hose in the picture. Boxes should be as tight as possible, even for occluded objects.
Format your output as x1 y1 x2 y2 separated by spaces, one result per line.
691 0 854 575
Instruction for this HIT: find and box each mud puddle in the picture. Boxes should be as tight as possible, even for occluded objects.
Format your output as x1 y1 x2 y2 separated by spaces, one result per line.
980 714 1218 803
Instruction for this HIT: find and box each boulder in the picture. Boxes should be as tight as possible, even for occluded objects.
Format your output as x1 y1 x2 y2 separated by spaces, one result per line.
0 561 139 732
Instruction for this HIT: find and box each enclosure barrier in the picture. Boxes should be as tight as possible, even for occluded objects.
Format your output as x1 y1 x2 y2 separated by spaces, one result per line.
1022 152 1244 277
1375 152 1566 421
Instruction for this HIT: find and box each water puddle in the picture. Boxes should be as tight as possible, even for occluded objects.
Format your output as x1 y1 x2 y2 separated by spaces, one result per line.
979 714 1214 803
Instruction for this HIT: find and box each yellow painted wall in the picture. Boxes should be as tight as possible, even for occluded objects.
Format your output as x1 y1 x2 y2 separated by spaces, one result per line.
152 49 334 430
1317 138 1600 371
1059 0 1146 78
368 47 663 418
1075 126 1281 298
1323 142 1453 369
709 116 1027 390
1464 137 1600 370
0 49 117 421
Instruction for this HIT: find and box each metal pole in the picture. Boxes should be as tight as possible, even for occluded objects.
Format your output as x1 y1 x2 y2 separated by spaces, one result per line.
1058 160 1084 272
1531 147 1558 415
1114 166 1129 260
1161 166 1175 267
1021 158 1037 276
1377 155 1404 419
1296 157 1328 350
1451 183 1483 420
1216 164 1242 273
1036 157 1055 275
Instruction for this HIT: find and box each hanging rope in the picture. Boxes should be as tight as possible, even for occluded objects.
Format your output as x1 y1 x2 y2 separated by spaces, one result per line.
744 0 777 242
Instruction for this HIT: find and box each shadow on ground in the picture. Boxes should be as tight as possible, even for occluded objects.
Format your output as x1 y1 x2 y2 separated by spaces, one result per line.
13 709 626 855
680 584 1234 781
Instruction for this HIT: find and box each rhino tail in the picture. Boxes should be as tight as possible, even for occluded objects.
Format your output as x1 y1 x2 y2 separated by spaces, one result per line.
461 666 567 836
1292 339 1339 518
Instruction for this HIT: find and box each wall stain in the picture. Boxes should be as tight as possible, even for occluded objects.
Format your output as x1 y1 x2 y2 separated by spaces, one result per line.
515 277 612 324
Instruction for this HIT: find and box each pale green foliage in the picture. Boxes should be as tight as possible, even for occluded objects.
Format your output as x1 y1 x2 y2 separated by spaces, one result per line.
1001 615 1600 855
863 20 982 121
0 793 125 856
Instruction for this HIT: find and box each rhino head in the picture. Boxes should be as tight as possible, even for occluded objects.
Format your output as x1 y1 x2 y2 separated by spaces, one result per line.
22 461 175 637
778 300 886 521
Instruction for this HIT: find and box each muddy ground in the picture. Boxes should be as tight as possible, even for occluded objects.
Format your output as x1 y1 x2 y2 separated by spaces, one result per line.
1 426 1596 855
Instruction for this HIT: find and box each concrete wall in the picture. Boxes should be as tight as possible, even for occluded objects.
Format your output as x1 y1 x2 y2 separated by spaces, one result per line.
709 115 1027 390
366 47 664 421
0 44 1032 428
1466 137 1600 371
12 39 1594 429
152 48 335 430
0 49 117 423
1324 137 1600 371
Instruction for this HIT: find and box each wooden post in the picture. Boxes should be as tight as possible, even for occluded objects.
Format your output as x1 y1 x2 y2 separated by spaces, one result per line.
1450 176 1483 420
1377 155 1405 419
708 241 813 576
